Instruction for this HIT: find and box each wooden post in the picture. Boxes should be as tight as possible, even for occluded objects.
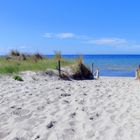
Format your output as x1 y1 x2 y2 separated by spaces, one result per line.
96 68 99 79
92 62 94 79
92 63 94 74
58 60 61 76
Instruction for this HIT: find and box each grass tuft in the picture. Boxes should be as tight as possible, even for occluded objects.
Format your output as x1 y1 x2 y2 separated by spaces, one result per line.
54 51 61 61
71 56 93 80
13 75 23 81
10 50 20 56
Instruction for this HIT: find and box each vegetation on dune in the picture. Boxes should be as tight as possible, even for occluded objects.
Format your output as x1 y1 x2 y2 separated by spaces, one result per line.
0 50 74 74
71 56 93 80
72 63 93 80
10 50 21 56
59 56 93 80
0 50 93 80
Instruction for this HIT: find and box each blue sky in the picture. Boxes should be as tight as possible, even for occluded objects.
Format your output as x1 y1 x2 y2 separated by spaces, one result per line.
0 0 140 55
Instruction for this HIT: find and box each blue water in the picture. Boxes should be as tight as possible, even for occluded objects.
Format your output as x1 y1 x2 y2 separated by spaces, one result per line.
48 55 140 77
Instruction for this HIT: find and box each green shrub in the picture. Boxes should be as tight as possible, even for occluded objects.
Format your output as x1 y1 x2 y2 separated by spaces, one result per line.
13 75 23 81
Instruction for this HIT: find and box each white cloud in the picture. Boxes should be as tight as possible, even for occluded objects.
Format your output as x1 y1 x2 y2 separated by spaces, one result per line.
87 38 128 46
43 32 76 39
42 32 130 46
42 33 53 38
55 33 76 39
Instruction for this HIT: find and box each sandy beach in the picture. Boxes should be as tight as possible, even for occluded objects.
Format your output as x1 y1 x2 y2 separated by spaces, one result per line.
0 72 140 140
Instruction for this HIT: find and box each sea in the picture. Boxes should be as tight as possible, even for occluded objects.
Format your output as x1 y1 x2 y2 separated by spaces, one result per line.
48 55 140 77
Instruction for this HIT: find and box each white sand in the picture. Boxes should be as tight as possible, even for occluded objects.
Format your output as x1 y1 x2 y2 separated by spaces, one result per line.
0 72 140 140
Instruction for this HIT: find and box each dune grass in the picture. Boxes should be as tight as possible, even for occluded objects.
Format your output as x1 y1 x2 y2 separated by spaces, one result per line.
0 51 93 80
0 57 74 74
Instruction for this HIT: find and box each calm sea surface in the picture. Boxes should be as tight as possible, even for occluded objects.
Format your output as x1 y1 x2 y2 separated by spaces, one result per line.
48 55 140 77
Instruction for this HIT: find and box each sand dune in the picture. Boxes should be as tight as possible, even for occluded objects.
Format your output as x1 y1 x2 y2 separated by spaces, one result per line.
0 72 140 140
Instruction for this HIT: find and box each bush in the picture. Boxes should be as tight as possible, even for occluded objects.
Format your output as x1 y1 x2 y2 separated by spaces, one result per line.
33 53 43 60
13 75 23 81
30 53 44 62
20 53 27 60
8 50 27 61
10 50 20 56
72 63 93 80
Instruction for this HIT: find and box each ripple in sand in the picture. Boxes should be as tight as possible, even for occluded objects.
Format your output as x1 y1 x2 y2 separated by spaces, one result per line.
12 108 30 116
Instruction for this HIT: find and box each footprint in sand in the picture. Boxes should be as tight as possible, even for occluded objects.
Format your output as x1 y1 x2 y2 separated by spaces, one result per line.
12 108 32 121
69 121 75 126
46 121 56 129
70 112 76 118
115 127 124 138
37 105 45 111
12 137 26 140
86 130 95 138
0 113 10 123
0 131 11 139
62 128 75 140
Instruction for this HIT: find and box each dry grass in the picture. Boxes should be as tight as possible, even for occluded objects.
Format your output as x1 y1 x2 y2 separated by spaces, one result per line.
70 56 93 80
54 51 61 61
72 63 93 80
10 50 20 56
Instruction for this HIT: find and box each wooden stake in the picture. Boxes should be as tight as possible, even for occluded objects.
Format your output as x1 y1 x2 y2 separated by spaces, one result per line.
91 63 94 79
58 60 61 76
